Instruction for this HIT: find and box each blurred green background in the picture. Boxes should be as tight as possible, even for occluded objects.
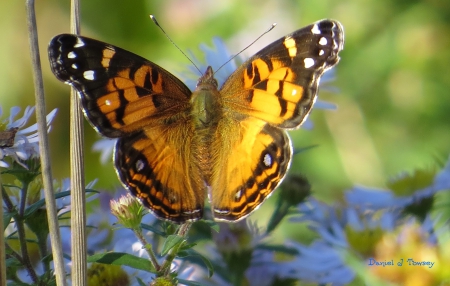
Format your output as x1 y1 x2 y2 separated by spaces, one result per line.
1 0 449 225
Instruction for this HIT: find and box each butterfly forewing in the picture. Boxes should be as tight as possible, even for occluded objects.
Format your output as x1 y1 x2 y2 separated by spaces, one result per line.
220 20 344 129
48 34 192 137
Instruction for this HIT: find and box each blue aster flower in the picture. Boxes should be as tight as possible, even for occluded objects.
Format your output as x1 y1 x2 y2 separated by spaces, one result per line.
92 138 116 165
284 199 402 285
283 157 450 285
345 157 450 211
0 105 57 168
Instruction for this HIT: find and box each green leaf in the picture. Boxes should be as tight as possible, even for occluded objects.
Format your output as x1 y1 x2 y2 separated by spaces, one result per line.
177 279 205 286
183 249 214 277
135 277 147 286
387 168 436 196
256 244 299 255
161 235 184 256
24 189 98 217
25 209 49 243
87 252 156 273
141 223 167 237
179 242 197 252
6 257 22 268
3 210 15 230
199 219 220 232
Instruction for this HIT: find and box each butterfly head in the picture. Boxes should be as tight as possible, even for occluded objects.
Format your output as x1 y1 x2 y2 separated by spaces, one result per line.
196 66 218 90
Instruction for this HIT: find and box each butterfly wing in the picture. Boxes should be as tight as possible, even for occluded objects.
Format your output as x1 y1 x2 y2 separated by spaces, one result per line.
48 34 204 222
115 122 205 222
211 117 292 221
220 20 344 129
49 34 193 137
211 20 344 221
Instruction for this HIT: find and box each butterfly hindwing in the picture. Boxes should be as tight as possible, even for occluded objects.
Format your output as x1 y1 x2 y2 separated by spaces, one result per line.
115 124 205 222
211 117 292 221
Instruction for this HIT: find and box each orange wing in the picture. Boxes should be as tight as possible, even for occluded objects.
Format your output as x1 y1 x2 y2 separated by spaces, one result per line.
210 20 344 221
49 34 193 137
49 34 205 222
220 20 344 129
210 117 292 221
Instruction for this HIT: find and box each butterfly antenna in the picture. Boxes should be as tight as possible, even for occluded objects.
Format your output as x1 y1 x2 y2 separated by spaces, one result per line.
150 15 202 74
215 23 277 74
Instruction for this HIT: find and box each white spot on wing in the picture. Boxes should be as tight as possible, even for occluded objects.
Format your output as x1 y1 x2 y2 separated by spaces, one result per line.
74 38 85 48
67 51 76 59
136 159 145 172
83 70 95 80
319 37 328 46
183 209 201 215
304 58 315 68
235 189 242 200
263 153 272 167
105 99 111 106
319 50 325 56
291 89 297 96
71 64 78 69
311 23 321 35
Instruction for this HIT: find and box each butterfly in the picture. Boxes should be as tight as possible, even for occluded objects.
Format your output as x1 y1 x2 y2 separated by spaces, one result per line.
48 19 344 224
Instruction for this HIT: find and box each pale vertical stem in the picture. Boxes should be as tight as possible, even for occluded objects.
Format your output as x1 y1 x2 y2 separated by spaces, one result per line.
0 174 6 286
25 0 67 285
69 0 87 285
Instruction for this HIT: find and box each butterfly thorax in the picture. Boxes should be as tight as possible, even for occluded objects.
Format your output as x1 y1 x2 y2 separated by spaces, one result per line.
190 66 222 183
190 66 220 128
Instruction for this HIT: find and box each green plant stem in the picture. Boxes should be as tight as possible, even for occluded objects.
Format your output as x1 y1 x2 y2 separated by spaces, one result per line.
38 236 50 272
177 222 192 237
25 0 68 283
0 175 6 286
14 183 38 283
134 228 161 272
19 182 29 217
1 186 14 212
3 185 39 283
158 222 192 276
